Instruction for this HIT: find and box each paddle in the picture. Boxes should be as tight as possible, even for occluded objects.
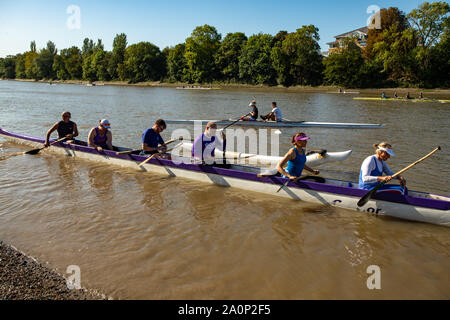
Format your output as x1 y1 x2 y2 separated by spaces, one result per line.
25 137 67 155
357 146 441 207
219 112 253 163
116 137 183 155
277 175 326 192
137 143 183 167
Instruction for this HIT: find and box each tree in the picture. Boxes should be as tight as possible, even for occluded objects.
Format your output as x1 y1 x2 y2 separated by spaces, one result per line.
35 41 58 79
271 25 324 86
166 43 187 82
15 53 26 78
120 42 165 83
62 46 83 79
0 56 16 78
109 33 127 79
323 39 365 88
239 33 276 85
184 25 221 83
52 54 69 80
408 1 450 48
24 51 38 79
215 32 247 81
82 38 94 58
365 7 410 59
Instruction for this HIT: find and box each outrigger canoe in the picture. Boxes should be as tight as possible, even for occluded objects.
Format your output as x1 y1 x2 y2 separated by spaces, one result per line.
164 120 385 129
354 97 450 103
1 127 449 227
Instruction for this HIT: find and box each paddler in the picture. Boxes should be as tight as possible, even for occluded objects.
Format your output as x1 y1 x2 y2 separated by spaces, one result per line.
191 121 226 165
88 119 113 152
240 100 258 121
277 132 320 179
359 142 407 192
260 102 283 122
44 111 79 147
381 92 387 99
141 119 167 155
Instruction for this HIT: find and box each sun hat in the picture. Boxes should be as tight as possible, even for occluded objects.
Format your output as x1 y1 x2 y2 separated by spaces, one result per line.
378 146 395 156
294 133 310 141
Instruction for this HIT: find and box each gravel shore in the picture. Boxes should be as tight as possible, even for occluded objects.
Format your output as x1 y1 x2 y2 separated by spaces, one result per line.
0 241 106 300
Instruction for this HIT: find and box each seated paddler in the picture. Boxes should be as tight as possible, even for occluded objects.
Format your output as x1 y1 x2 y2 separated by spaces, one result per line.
141 119 167 156
277 132 320 179
359 142 407 194
44 111 78 147
88 119 113 152
191 121 226 165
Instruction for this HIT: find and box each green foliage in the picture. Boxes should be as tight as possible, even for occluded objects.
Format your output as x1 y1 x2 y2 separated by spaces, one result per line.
272 25 324 86
120 42 165 83
0 56 16 78
109 33 127 79
184 25 221 83
239 33 276 85
167 43 188 82
408 1 449 48
323 40 365 88
24 51 38 79
34 41 57 79
14 54 26 79
215 32 247 81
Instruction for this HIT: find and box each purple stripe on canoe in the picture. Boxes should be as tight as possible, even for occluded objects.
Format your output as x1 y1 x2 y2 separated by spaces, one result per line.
1 127 448 211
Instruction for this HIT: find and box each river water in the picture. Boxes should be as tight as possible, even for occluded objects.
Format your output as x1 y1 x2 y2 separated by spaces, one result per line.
0 80 449 299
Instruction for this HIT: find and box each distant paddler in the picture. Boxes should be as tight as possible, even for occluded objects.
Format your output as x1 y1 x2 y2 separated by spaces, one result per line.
381 92 387 99
44 111 79 147
405 92 411 99
260 102 283 122
141 119 168 156
88 119 113 152
191 121 226 165
240 100 258 121
359 141 407 193
277 132 320 179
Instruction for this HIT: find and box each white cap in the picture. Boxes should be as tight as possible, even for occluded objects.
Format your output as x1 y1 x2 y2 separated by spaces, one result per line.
378 147 395 156
100 119 111 129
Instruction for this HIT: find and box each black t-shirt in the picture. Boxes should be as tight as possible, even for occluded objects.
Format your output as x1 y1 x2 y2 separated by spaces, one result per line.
251 106 258 119
57 120 75 138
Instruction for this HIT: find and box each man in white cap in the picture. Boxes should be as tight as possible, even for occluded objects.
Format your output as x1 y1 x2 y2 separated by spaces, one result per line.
88 119 113 152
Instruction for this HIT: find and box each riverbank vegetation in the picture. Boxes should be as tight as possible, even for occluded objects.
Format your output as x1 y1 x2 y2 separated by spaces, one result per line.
0 2 448 88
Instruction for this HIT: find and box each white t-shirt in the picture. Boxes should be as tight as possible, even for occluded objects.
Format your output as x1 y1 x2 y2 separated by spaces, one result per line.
273 107 282 121
360 155 394 183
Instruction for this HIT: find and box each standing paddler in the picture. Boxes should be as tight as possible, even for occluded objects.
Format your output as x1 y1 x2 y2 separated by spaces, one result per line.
44 111 79 147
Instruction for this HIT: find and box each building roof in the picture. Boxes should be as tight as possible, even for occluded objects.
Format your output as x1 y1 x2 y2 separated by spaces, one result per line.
334 26 369 39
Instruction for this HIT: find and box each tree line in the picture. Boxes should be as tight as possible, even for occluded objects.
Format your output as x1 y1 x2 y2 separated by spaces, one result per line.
0 2 448 88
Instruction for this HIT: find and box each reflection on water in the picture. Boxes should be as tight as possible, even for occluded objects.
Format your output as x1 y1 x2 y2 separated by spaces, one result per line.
0 81 449 299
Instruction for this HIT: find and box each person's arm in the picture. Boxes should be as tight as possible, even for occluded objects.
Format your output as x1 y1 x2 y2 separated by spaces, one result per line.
303 164 319 175
45 122 59 146
88 128 99 150
72 123 79 139
158 136 167 153
106 131 113 150
383 161 406 186
277 149 296 179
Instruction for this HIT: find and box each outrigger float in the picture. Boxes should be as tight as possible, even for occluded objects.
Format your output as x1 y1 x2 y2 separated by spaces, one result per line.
1 127 449 227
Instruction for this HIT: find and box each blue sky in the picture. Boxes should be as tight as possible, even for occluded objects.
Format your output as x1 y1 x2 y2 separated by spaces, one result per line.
0 0 422 57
